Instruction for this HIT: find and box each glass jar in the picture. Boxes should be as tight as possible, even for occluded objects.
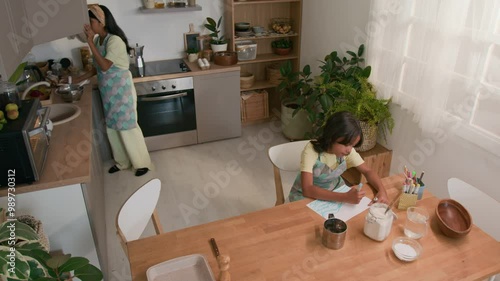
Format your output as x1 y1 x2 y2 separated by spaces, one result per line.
0 81 21 110
363 203 394 241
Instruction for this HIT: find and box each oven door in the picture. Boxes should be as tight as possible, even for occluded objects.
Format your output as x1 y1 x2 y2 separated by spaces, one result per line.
137 89 196 137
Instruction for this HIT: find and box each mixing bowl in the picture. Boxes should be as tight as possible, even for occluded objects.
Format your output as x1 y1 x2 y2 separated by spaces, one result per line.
57 84 84 103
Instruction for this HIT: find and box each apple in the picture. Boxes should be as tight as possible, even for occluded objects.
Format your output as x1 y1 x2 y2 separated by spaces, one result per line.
30 90 43 98
5 103 18 112
0 110 4 120
6 110 18 120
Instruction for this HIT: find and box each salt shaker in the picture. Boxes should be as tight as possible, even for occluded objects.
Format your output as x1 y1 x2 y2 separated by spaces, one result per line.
363 203 394 241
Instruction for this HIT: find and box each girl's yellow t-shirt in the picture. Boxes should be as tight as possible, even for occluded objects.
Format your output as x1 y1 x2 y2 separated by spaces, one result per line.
300 142 364 172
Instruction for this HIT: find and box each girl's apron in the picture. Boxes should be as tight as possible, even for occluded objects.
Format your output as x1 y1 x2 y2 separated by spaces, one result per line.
95 34 137 130
289 154 347 201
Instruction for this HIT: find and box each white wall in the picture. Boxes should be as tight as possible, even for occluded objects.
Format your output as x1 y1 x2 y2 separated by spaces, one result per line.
31 0 225 68
301 0 500 201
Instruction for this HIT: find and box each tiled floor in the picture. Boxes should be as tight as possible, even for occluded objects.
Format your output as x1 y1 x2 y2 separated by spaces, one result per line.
103 120 297 281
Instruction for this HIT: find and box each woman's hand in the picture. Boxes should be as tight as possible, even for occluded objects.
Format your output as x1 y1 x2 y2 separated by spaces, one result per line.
84 24 95 43
344 187 366 204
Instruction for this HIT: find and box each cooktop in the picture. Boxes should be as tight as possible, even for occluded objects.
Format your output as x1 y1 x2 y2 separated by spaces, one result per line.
129 58 190 78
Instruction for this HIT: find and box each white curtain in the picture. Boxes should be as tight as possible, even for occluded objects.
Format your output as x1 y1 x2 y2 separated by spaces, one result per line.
365 0 500 153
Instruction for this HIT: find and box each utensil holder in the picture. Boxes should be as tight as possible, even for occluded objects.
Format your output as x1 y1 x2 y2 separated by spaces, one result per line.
398 193 418 210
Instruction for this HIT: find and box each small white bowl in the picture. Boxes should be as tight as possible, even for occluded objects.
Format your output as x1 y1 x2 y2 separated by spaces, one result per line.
392 236 422 262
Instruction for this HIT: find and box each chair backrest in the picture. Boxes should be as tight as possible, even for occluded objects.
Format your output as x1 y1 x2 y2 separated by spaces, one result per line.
116 178 164 248
268 140 309 205
447 178 500 241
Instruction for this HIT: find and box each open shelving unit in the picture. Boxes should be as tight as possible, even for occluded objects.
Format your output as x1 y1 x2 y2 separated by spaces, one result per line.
225 0 302 123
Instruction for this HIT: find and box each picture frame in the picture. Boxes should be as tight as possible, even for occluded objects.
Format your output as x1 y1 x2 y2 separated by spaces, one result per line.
184 23 200 51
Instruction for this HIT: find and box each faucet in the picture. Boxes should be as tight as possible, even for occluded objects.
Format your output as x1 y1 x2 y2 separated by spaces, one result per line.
22 81 51 100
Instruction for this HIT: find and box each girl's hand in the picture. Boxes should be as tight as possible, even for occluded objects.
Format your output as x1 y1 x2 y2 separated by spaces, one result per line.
84 24 95 43
345 187 366 204
370 192 389 205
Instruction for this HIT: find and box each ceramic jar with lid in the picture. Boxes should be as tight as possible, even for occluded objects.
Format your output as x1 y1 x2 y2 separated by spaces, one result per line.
0 81 21 111
363 203 394 241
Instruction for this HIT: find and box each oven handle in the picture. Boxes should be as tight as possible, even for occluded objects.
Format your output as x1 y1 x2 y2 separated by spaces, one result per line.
140 92 188 102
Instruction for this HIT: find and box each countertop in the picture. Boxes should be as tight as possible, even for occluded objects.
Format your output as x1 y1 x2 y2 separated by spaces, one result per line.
0 63 240 197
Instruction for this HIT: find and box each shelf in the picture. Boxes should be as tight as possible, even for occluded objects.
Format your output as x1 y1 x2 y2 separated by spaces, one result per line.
139 5 202 13
234 33 298 41
237 53 298 65
240 80 278 91
234 0 301 5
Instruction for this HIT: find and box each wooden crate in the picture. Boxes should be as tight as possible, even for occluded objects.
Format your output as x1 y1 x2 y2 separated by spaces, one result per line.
241 90 269 123
342 143 393 185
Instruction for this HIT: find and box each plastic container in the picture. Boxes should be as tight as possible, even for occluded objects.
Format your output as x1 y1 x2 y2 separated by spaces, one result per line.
363 203 394 241
235 40 257 61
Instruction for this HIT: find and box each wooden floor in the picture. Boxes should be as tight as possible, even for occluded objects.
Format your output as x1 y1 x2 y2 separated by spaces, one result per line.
104 120 295 281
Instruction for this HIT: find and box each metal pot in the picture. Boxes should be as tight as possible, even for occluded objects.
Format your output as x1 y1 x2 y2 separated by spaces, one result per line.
0 81 21 111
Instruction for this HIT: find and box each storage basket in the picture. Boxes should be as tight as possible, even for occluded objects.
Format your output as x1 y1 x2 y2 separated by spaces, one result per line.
241 90 269 122
240 72 255 89
357 121 377 152
235 40 257 61
266 63 282 85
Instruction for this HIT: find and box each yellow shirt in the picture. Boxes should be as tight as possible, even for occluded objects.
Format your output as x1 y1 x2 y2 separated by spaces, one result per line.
300 142 364 172
96 34 129 70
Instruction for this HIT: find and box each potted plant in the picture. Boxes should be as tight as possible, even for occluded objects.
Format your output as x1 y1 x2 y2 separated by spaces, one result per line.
276 60 313 140
301 44 394 150
0 220 103 281
204 16 228 53
271 39 292 56
186 48 199 62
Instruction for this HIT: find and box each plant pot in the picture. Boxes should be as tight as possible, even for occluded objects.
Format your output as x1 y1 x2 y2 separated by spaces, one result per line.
274 48 291 56
357 121 377 152
281 103 312 140
211 43 228 53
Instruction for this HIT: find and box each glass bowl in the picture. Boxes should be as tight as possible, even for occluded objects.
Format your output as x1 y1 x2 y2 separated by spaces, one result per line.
270 18 292 34
392 236 422 262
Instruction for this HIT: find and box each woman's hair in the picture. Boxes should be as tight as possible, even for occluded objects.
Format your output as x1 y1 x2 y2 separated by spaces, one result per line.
311 111 363 153
89 5 132 53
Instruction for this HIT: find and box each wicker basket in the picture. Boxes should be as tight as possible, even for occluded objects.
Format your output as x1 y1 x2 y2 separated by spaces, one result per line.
240 72 255 89
266 63 282 85
241 90 269 122
357 121 377 152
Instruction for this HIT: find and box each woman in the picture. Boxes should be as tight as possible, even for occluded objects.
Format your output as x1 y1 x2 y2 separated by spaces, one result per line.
288 111 389 204
73 5 152 177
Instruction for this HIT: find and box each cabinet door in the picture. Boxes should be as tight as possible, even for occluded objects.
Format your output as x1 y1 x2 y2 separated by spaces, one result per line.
0 0 33 79
23 0 88 45
194 71 242 143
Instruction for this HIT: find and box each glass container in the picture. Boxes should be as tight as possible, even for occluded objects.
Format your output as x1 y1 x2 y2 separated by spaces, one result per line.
363 203 394 241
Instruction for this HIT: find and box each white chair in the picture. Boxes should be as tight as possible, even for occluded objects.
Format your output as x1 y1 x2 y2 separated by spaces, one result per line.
116 178 164 254
268 140 309 206
448 178 500 281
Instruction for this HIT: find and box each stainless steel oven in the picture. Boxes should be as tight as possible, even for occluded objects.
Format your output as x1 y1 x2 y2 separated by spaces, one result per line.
135 77 196 151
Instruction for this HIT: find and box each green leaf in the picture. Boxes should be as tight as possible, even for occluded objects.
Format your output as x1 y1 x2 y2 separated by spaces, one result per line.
358 44 365 56
217 16 222 28
58 257 89 273
25 256 49 279
46 254 71 270
204 24 216 32
346 51 357 57
74 264 103 281
206 17 216 27
0 221 39 244
0 246 30 280
361 66 371 78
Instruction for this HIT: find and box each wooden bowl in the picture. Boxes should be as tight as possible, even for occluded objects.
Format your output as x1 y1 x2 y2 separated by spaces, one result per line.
213 51 238 66
435 199 472 238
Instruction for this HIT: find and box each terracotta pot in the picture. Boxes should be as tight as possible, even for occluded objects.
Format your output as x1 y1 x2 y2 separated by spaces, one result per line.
274 48 291 56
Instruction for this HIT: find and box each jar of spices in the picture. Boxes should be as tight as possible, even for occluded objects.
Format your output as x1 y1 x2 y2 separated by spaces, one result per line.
363 203 394 241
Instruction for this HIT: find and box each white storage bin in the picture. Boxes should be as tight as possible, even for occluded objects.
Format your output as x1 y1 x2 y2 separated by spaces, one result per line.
235 40 257 61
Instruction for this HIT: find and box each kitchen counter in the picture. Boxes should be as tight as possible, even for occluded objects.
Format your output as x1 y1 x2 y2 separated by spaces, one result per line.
0 80 95 197
132 59 240 83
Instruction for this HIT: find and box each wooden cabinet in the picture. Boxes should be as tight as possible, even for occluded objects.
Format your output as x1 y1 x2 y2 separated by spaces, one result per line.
0 0 33 79
342 143 393 185
194 71 242 143
224 0 302 123
23 0 88 45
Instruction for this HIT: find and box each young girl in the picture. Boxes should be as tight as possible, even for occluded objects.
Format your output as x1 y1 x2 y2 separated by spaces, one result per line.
72 5 152 176
288 111 389 204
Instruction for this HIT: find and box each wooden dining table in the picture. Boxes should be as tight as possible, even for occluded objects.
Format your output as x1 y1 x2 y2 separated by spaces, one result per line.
127 175 500 281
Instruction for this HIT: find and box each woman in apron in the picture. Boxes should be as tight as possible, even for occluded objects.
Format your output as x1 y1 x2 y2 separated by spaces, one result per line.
74 5 152 177
289 112 389 204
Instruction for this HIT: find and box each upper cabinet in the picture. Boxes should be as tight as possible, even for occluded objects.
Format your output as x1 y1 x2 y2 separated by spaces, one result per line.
23 0 88 45
0 0 33 79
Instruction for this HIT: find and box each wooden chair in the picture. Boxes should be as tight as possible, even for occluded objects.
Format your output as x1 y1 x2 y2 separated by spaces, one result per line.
268 140 309 205
448 178 500 281
116 178 164 255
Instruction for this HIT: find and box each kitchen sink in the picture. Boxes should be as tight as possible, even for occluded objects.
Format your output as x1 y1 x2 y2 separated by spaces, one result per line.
45 103 81 126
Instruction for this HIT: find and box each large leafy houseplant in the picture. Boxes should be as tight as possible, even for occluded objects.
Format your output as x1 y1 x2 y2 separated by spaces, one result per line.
204 16 226 45
277 60 312 111
0 220 103 281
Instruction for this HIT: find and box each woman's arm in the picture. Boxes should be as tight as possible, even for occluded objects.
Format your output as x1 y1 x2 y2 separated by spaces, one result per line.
301 172 365 204
84 24 113 72
355 163 389 204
